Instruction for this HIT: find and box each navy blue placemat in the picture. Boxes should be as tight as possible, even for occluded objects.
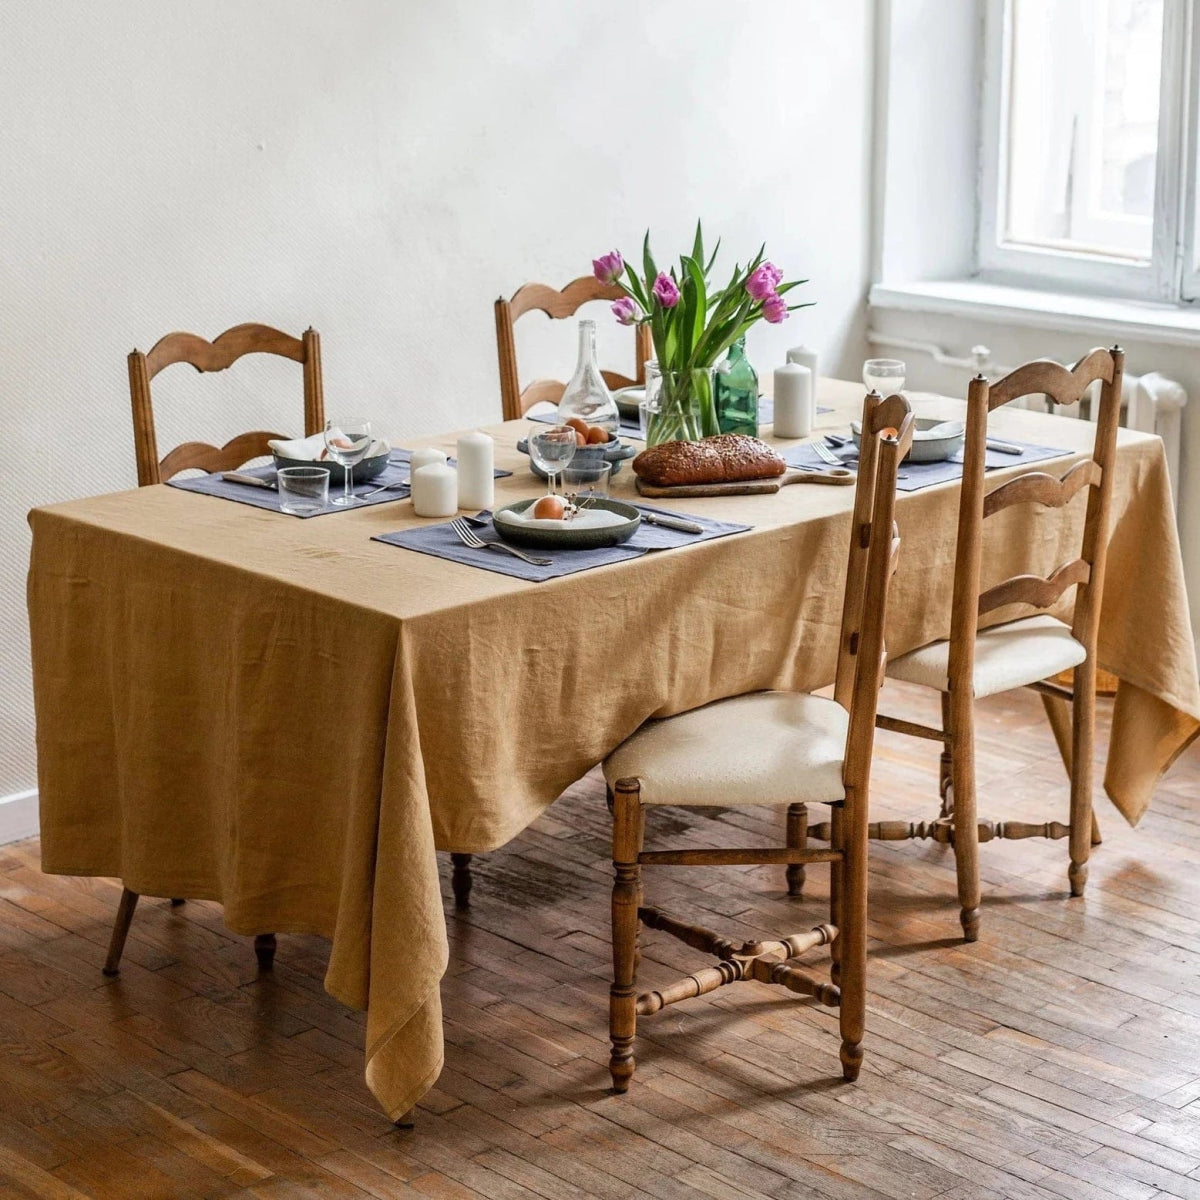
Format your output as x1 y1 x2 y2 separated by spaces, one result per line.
530 397 831 440
372 503 751 582
166 450 513 517
784 438 1075 493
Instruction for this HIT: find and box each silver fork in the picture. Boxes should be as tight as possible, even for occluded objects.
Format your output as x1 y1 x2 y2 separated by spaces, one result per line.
812 440 843 466
450 517 552 567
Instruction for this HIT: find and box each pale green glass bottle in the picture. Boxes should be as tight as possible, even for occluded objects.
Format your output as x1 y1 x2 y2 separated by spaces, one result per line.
715 337 758 436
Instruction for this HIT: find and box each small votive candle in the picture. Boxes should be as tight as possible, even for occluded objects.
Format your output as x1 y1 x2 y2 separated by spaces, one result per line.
773 363 814 439
410 446 447 475
455 430 494 510
411 462 458 517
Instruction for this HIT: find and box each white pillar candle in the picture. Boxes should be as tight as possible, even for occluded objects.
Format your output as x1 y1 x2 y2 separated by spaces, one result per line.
411 462 458 517
410 446 447 475
786 344 819 383
455 430 494 510
773 363 814 439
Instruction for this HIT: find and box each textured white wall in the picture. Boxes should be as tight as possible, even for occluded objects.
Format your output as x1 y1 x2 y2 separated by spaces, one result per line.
1 1 876 803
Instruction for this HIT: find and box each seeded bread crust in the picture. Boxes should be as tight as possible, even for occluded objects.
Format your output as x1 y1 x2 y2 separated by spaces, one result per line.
632 434 786 487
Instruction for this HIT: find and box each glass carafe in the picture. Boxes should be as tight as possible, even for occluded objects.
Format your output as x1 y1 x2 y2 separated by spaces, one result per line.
557 320 619 433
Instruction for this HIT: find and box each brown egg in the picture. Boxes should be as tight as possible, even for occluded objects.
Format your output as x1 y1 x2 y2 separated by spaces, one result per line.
586 425 610 445
880 426 899 439
532 495 565 520
575 430 587 445
565 417 590 438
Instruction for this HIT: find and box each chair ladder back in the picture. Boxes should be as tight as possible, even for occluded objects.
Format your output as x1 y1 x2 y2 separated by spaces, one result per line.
948 348 1124 678
129 323 325 487
841 401 914 792
495 277 652 421
833 390 883 711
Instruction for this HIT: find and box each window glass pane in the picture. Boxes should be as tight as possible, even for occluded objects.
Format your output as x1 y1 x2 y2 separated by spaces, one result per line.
1005 0 1162 261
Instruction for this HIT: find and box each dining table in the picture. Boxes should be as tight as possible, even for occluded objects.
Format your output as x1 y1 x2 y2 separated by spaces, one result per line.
26 377 1200 1122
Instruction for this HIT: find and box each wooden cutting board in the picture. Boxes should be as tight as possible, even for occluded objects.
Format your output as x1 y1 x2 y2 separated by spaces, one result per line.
635 466 856 498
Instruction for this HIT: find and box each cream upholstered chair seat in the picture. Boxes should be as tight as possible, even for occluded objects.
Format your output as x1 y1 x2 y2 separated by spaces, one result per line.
886 614 1087 699
603 691 848 808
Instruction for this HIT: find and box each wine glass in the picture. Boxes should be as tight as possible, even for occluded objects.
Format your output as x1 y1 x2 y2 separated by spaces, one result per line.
863 358 906 397
324 418 373 507
528 426 578 495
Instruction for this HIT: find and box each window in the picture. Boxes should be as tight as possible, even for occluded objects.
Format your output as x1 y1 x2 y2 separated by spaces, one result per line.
979 0 1195 301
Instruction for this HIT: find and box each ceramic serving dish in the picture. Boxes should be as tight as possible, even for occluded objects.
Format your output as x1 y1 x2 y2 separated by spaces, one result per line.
612 385 645 423
492 498 641 549
850 417 965 463
272 444 391 485
516 434 637 479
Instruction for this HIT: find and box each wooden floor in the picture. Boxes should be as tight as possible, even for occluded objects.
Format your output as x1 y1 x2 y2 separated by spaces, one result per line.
1 682 1199 1199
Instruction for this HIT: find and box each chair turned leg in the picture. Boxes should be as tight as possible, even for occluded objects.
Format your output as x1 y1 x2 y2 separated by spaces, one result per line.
838 785 868 1082
254 934 277 970
1068 660 1097 897
938 693 954 817
947 692 981 942
450 853 473 909
103 888 140 976
828 805 844 987
609 780 644 1094
785 803 808 897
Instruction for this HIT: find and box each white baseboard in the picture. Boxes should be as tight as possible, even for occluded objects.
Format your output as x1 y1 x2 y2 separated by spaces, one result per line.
0 788 39 845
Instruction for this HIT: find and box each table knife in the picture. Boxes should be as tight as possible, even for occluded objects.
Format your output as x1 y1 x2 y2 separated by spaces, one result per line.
987 439 1023 455
642 511 704 534
222 471 276 489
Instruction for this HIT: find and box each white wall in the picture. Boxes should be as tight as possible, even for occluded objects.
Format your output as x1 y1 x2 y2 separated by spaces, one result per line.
0 2 876 809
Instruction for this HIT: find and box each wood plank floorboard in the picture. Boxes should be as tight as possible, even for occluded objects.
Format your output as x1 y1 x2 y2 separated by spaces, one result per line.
0 683 1197 1197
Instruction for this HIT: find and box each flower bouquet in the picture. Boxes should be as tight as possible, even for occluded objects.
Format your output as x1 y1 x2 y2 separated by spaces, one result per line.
593 223 809 445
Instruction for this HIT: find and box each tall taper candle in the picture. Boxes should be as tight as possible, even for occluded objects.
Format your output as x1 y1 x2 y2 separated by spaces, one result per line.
456 430 495 509
773 363 814 439
411 462 458 517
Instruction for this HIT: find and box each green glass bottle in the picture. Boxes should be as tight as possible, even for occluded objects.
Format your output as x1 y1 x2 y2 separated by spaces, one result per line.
715 337 759 436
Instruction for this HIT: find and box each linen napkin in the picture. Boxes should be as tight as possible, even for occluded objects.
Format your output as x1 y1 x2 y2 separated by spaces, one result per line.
373 503 750 582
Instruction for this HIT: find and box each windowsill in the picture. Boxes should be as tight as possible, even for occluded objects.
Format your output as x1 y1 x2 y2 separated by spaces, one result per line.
869 279 1200 349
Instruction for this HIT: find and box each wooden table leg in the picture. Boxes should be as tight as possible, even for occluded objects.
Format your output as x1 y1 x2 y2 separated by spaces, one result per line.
450 853 473 909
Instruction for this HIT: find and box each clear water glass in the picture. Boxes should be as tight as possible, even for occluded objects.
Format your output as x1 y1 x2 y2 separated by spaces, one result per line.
529 425 578 495
638 391 662 442
324 418 373 506
863 358 906 397
561 460 611 503
277 466 330 516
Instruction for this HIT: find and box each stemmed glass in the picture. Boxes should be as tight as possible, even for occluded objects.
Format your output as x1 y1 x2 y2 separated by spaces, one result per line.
528 426 578 495
324 418 373 507
863 358 906 397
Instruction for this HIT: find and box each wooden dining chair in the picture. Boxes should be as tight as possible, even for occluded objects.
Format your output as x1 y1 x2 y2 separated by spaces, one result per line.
600 392 914 1091
494 277 652 420
104 322 324 978
866 347 1124 943
128 322 324 486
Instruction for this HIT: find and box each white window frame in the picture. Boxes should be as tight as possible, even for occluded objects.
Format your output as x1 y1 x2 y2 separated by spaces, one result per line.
978 0 1192 303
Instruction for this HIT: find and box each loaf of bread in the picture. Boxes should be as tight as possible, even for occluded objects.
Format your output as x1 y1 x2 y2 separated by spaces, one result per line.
632 434 786 487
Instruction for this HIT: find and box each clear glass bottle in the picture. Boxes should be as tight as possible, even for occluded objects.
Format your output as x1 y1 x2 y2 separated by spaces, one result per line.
558 320 619 432
715 336 758 436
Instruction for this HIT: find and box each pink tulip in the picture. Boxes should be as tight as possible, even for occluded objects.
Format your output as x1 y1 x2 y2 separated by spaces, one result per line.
746 261 784 301
652 272 680 309
611 296 639 326
762 293 789 324
592 250 624 284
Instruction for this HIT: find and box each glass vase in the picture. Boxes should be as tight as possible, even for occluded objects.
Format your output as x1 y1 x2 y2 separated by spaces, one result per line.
714 336 759 436
642 365 719 446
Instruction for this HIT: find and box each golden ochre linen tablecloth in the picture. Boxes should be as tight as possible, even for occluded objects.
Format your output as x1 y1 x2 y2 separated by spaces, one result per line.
27 379 1199 1120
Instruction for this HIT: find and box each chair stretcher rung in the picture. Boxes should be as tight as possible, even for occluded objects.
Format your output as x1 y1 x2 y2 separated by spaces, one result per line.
637 847 840 867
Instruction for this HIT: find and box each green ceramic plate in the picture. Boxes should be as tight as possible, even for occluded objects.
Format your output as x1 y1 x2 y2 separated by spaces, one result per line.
493 498 641 549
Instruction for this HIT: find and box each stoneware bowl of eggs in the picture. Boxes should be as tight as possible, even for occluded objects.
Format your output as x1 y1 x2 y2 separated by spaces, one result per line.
492 494 642 549
516 417 637 478
849 416 965 463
